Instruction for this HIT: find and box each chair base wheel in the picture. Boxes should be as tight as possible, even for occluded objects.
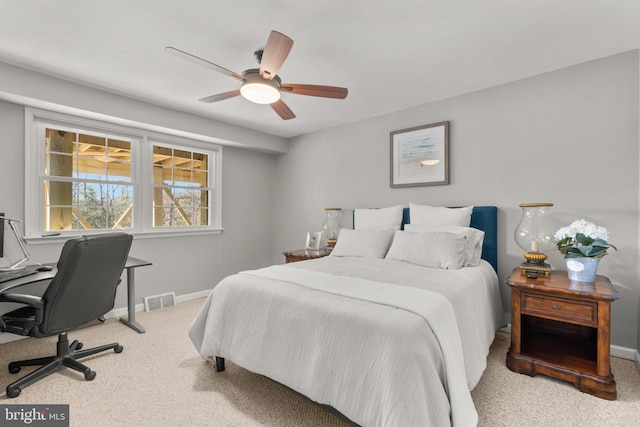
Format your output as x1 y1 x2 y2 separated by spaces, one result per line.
4 333 123 396
6 386 21 398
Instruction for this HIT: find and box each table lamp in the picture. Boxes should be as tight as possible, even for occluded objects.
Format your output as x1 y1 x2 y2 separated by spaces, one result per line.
514 203 554 277
321 208 343 248
0 216 37 271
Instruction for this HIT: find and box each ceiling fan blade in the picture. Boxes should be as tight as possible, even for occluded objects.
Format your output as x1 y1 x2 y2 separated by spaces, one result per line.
271 99 296 120
280 84 348 99
199 89 241 103
165 47 244 81
259 31 294 80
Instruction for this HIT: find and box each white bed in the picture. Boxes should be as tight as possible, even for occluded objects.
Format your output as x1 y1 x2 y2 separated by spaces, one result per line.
189 206 503 427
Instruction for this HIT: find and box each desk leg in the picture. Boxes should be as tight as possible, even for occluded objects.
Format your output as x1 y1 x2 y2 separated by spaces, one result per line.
119 267 146 333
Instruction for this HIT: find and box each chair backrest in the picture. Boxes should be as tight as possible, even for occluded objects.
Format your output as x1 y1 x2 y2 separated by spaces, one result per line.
39 233 133 335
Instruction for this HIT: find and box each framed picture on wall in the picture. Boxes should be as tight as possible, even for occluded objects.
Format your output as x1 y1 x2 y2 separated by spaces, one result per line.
305 232 322 251
390 121 449 188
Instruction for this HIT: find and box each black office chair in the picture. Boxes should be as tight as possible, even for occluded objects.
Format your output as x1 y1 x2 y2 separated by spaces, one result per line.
0 232 133 398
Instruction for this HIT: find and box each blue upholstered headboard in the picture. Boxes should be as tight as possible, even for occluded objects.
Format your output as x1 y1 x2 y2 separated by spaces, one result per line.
355 206 498 271
468 206 498 271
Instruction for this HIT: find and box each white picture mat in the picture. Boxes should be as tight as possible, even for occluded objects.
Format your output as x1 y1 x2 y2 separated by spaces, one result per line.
391 122 448 187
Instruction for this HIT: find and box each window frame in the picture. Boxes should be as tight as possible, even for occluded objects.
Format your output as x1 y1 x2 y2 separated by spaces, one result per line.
147 138 217 229
24 108 222 241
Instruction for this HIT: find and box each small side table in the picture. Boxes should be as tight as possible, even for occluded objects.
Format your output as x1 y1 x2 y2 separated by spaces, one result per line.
283 248 331 263
506 268 619 400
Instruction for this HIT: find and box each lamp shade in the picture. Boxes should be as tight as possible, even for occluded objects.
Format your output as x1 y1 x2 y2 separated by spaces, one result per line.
514 203 555 254
321 208 343 247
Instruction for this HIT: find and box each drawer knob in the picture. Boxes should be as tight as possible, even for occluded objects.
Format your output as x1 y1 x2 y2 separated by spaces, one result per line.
553 304 561 311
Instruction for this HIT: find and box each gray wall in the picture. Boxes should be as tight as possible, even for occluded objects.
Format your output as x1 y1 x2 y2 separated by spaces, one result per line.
273 50 639 350
0 61 288 154
1 50 638 355
0 94 279 313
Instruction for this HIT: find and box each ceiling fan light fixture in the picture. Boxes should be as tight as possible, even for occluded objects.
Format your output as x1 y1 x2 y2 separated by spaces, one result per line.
241 82 281 104
240 69 281 104
166 31 348 120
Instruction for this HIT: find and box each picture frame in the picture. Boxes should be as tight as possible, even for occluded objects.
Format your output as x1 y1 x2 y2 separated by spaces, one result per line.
305 231 322 251
390 121 449 188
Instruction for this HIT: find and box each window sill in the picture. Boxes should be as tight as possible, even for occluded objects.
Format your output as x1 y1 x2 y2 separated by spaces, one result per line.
24 228 223 245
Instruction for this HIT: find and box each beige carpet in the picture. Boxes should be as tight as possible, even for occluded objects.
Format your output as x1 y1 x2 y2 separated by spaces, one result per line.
473 333 640 426
0 298 638 426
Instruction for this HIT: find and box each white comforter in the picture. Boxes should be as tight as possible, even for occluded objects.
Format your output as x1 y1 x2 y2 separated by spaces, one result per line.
189 256 503 427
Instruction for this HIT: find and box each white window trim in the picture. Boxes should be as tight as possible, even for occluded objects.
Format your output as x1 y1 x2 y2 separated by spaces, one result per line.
24 107 222 242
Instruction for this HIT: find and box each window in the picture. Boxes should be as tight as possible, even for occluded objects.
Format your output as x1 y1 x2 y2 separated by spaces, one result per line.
44 127 134 231
25 108 222 238
151 144 211 227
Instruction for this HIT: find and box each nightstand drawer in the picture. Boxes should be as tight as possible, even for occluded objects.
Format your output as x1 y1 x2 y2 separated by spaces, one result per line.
521 293 597 326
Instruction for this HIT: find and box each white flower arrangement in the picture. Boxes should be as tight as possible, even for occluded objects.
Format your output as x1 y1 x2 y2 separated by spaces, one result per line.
554 219 616 259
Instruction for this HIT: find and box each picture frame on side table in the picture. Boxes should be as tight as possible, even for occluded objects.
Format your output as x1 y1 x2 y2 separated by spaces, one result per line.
390 121 449 188
305 232 322 251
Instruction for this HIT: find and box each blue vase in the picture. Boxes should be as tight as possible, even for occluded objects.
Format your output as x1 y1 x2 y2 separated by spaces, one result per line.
566 257 600 282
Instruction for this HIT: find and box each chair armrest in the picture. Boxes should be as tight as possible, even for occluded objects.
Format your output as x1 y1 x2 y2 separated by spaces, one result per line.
0 293 44 308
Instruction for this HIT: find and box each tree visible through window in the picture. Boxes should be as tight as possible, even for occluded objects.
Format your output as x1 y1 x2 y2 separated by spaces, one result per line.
44 128 133 231
152 145 209 227
27 108 221 237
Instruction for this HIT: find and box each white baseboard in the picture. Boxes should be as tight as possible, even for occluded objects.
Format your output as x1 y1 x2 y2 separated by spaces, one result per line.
635 350 640 370
0 289 213 344
175 289 212 303
0 334 24 344
611 344 637 361
105 305 138 319
104 288 211 319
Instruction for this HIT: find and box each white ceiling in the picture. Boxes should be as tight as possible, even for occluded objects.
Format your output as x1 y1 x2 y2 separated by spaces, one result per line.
1 0 639 139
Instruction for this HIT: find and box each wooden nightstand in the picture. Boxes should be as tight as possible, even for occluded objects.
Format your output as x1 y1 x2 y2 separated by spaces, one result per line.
283 248 331 263
506 268 619 400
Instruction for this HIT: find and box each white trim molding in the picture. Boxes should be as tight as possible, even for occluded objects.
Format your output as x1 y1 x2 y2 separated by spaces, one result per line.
0 289 212 344
24 107 223 238
106 289 211 319
610 344 638 361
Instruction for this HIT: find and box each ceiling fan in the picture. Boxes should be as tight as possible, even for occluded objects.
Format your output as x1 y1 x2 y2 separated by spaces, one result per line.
165 30 348 120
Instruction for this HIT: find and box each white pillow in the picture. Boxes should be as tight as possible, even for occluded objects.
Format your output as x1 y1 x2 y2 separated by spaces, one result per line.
330 229 395 259
354 205 404 230
404 224 485 266
409 203 473 227
385 230 466 269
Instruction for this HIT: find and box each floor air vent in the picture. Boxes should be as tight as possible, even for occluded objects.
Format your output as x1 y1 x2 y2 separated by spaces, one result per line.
144 292 176 312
